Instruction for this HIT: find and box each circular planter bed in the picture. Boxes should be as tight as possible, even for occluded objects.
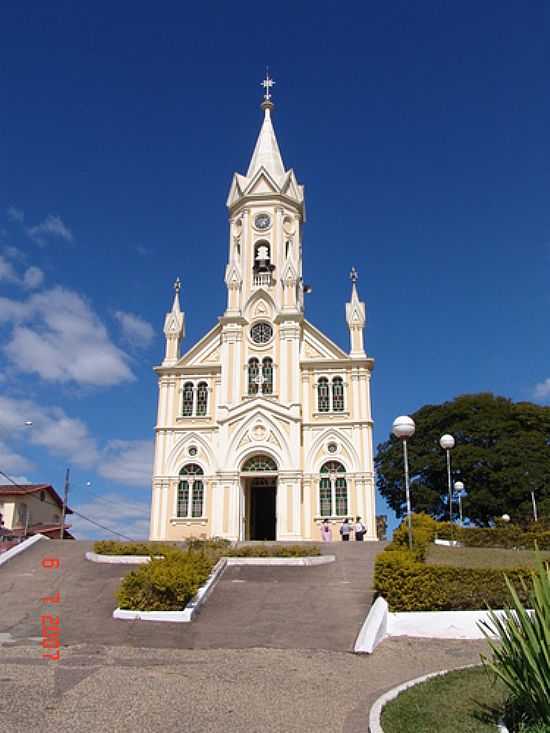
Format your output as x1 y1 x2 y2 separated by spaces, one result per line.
371 666 508 733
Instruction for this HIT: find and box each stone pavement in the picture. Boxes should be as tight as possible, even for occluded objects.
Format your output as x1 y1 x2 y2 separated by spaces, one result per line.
0 539 380 650
0 540 490 732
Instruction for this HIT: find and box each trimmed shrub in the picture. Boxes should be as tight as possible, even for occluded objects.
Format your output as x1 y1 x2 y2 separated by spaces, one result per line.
116 550 214 611
375 550 532 611
94 540 179 556
226 544 321 558
436 525 550 551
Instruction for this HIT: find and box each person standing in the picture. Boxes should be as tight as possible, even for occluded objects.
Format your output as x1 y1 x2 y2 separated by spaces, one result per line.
320 518 332 542
354 516 366 541
339 518 351 541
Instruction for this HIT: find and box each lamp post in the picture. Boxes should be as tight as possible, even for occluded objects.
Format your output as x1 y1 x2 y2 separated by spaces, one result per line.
530 490 538 523
454 480 465 526
501 513 511 523
392 416 416 551
440 434 455 524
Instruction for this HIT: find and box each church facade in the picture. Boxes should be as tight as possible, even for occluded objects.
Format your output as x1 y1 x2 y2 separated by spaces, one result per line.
149 83 377 542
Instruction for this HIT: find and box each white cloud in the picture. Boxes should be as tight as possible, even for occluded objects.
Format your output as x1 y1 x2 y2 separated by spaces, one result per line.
6 206 24 223
27 214 73 246
68 494 150 539
0 395 100 468
114 310 155 349
22 266 44 289
99 440 153 487
0 255 18 283
1 287 134 386
0 440 33 473
534 378 550 401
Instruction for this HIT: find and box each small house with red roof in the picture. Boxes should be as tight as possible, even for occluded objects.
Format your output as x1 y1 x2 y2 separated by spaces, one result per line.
0 484 74 542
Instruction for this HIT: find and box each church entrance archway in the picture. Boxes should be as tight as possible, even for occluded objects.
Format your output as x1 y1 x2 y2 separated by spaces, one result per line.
249 478 276 540
240 454 278 541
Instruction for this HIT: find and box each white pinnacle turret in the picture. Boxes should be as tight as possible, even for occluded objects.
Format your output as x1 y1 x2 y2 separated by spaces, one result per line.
162 277 185 365
346 267 367 358
246 84 286 180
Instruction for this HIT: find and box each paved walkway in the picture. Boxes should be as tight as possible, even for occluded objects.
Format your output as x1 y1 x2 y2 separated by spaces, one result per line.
0 539 379 651
0 540 490 732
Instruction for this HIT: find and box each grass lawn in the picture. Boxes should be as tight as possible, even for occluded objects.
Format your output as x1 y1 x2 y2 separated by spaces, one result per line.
425 545 550 569
381 666 505 733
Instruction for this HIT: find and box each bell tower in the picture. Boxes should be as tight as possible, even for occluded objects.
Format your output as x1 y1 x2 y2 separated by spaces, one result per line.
220 75 306 407
224 73 305 319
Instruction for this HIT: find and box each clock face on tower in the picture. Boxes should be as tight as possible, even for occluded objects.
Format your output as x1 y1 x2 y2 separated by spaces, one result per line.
254 213 271 231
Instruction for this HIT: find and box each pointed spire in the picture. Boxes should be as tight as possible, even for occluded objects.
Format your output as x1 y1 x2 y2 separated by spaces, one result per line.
171 276 182 314
246 72 285 180
346 267 366 358
163 277 185 365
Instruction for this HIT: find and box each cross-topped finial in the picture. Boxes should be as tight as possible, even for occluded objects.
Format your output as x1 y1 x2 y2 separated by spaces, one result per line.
350 267 358 285
173 276 181 294
261 69 275 102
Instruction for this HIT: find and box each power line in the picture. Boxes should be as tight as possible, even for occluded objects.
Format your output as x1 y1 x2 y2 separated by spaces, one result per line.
0 469 138 542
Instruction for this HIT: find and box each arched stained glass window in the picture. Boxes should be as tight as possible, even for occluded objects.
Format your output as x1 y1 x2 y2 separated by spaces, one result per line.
248 358 260 395
262 357 273 394
319 461 347 517
196 382 208 416
332 377 344 412
242 455 278 472
182 382 194 416
318 377 329 412
178 464 204 518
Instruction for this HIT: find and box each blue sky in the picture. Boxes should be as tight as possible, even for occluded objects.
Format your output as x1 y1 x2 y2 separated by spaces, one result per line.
0 1 548 538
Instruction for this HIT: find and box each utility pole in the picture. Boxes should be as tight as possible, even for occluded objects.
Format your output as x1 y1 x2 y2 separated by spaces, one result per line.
531 490 538 523
60 468 70 540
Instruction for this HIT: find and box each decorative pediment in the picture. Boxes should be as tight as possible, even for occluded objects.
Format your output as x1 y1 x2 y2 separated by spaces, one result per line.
244 167 281 196
281 256 298 285
177 323 222 367
224 261 242 289
301 320 349 362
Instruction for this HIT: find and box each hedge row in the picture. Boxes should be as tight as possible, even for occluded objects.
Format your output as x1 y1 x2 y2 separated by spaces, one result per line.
94 540 180 556
374 514 536 611
435 525 550 550
375 549 532 611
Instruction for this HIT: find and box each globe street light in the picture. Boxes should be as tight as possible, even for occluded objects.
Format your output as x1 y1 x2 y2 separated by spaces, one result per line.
392 416 415 551
440 434 455 524
501 513 511 523
454 480 465 526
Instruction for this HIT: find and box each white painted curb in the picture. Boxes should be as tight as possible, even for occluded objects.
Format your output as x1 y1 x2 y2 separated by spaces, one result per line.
434 538 463 547
369 665 479 733
225 554 335 566
86 551 163 564
354 596 532 653
0 533 48 566
354 597 388 653
113 554 333 623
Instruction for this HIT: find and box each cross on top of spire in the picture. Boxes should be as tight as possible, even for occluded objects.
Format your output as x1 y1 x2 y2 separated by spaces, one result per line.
173 276 181 294
350 267 358 285
261 70 275 102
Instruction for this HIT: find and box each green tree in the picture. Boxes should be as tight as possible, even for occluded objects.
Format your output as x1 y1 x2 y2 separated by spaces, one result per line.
375 393 550 526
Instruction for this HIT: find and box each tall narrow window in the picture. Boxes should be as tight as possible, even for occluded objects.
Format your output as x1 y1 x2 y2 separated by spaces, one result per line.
262 357 273 394
182 382 194 416
248 358 260 395
196 382 208 416
318 378 329 412
332 377 344 412
319 477 332 517
319 461 347 517
178 464 204 518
